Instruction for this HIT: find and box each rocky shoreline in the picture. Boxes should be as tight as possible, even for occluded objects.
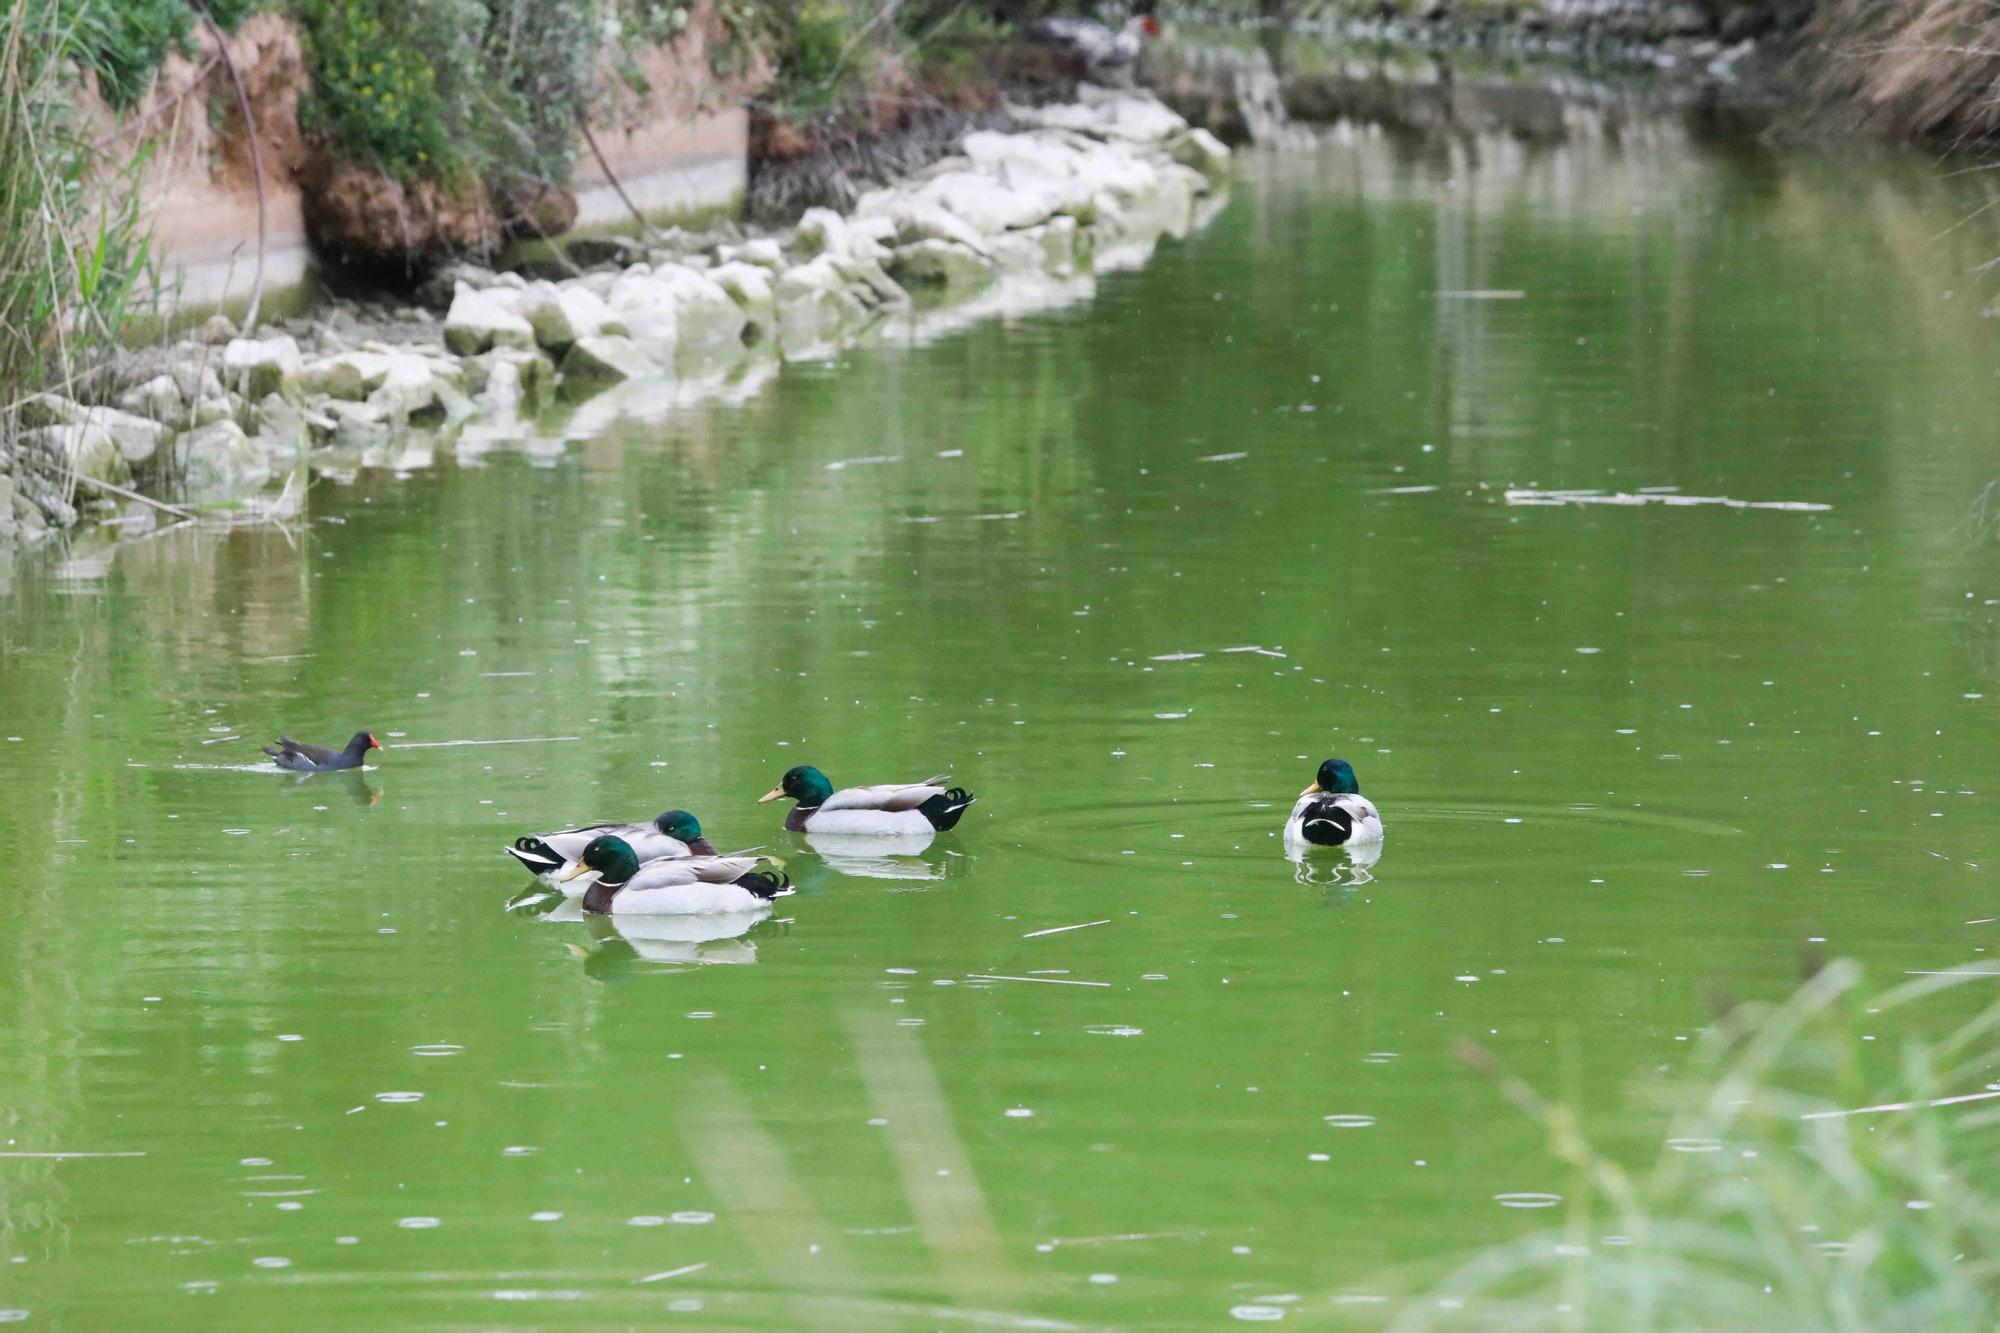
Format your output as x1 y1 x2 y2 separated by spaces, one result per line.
0 89 1228 566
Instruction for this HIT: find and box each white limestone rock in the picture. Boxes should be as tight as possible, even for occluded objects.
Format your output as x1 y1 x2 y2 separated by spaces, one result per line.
709 261 778 337
561 335 662 386
519 281 615 353
221 335 303 399
886 239 995 290
442 282 535 356
176 419 269 495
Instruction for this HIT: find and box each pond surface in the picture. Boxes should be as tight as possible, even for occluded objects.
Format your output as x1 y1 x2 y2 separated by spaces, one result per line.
5 100 2000 1327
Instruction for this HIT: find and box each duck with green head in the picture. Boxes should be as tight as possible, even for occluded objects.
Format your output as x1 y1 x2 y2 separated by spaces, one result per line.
505 808 716 886
558 835 791 915
1284 758 1384 851
757 765 976 835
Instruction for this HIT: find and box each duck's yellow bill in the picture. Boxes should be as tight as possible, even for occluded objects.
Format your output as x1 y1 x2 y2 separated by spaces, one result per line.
557 862 591 883
1300 782 1323 797
756 786 786 804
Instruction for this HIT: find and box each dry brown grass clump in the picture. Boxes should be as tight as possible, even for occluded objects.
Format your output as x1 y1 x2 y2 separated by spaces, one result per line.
1801 0 2000 146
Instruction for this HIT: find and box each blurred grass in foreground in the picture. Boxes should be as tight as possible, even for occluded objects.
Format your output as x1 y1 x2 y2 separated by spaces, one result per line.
1398 958 2000 1330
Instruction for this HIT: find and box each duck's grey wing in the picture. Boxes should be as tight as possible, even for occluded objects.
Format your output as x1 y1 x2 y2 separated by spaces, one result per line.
682 856 762 883
820 778 951 812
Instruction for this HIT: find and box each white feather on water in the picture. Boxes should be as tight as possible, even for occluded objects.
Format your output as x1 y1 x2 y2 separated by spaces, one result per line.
389 736 581 749
1022 919 1111 939
1505 488 1831 512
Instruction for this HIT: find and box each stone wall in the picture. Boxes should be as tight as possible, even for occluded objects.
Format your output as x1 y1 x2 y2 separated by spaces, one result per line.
92 6 754 318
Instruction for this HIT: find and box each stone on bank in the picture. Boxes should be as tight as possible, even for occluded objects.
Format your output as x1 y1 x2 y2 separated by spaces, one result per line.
4 91 1231 553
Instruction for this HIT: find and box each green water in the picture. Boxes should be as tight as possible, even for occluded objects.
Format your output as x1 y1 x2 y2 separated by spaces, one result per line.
6 116 2000 1327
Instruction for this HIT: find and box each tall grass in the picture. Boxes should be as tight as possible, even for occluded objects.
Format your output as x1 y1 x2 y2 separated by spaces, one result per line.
0 0 158 421
1799 0 2000 146
1403 959 2000 1329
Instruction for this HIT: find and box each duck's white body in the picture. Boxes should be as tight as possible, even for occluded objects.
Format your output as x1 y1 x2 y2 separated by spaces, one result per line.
1283 791 1384 854
585 856 791 916
799 804 938 836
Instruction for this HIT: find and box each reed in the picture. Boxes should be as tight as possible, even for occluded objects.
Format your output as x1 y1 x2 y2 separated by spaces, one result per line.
0 0 159 426
1793 0 2000 146
1400 959 2000 1329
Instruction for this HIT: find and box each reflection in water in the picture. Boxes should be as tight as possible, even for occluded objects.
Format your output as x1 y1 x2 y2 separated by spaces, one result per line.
1288 838 1381 887
803 828 954 881
534 897 772 978
275 770 380 807
10 60 2000 1327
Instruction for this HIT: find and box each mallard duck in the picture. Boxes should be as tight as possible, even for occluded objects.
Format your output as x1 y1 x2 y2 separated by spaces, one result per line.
757 766 975 835
1284 758 1384 851
263 731 381 772
559 836 791 915
505 809 715 882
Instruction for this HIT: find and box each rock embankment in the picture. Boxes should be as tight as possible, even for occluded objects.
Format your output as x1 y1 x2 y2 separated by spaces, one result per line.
2 90 1229 555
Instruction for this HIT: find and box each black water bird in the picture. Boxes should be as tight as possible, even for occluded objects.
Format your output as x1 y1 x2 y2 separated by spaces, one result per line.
263 731 382 773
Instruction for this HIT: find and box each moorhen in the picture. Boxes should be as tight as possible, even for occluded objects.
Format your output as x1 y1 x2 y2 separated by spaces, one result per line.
263 731 382 773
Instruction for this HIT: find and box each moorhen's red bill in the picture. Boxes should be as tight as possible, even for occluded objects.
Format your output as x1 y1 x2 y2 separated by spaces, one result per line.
263 732 383 772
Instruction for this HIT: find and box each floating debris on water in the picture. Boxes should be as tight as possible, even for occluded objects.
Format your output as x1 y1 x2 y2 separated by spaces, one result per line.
1504 488 1831 512
1801 1088 2000 1120
388 736 581 749
1023 920 1111 939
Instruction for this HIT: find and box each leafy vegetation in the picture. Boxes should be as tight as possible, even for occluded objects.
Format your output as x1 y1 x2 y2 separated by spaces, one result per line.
2 0 160 416
55 0 256 107
291 0 455 178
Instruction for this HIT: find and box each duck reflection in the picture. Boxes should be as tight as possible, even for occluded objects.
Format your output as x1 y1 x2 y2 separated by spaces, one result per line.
1287 837 1380 888
802 828 960 882
530 895 774 978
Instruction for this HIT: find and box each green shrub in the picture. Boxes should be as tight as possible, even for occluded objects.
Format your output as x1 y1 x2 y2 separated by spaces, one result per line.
294 0 456 179
57 0 256 109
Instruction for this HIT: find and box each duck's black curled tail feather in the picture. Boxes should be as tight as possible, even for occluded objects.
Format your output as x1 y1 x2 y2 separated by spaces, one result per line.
507 837 565 876
919 787 976 831
739 870 793 901
1300 801 1355 847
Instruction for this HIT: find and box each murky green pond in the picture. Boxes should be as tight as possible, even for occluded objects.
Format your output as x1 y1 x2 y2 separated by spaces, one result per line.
6 100 2000 1327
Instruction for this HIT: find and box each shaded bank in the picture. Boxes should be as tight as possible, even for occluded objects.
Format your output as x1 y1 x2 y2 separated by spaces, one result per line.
0 92 1229 564
1172 0 2000 153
